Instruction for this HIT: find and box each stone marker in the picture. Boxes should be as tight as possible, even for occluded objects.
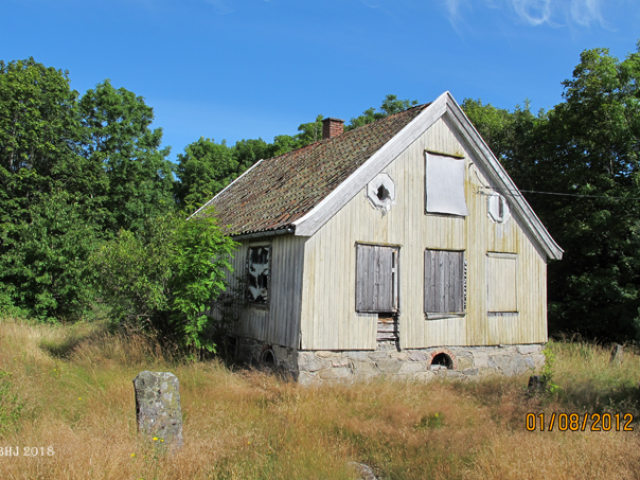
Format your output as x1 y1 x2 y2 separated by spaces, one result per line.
610 344 624 366
133 371 183 449
347 462 378 480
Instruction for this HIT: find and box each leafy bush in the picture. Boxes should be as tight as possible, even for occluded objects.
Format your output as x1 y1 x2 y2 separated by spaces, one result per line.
0 192 102 321
91 210 238 353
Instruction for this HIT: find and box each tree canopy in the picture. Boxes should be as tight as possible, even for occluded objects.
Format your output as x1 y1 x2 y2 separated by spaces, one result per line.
462 43 640 341
4 45 640 345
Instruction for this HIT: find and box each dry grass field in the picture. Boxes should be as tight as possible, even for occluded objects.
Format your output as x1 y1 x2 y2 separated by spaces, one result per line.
0 318 639 480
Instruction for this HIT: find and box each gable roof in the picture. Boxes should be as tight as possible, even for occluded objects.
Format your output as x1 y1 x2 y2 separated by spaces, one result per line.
196 103 428 236
199 92 563 261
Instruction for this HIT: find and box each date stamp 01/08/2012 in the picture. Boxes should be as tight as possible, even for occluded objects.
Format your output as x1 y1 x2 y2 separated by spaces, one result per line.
0 446 54 457
527 413 635 432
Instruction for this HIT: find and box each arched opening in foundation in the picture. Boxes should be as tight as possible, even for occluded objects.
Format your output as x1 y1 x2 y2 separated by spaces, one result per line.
261 349 276 367
431 353 453 369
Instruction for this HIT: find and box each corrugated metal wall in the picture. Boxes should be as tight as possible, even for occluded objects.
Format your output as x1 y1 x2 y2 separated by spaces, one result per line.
300 117 548 350
226 235 306 349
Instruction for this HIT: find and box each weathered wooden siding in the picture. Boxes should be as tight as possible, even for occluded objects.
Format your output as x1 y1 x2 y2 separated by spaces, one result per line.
226 235 306 349
300 117 548 350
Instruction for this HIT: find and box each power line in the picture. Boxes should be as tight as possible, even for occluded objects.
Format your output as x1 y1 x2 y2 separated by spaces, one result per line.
481 188 640 200
521 190 640 200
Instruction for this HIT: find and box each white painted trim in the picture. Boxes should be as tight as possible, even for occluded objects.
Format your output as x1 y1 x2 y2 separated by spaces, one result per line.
189 159 265 219
292 92 449 236
441 95 563 260
487 252 518 259
292 91 563 261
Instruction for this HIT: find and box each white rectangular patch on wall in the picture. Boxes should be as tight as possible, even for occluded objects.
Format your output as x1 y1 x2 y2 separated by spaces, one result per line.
487 252 517 314
425 152 469 216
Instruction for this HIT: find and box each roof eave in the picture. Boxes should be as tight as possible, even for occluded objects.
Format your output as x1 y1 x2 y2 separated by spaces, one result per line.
230 227 295 241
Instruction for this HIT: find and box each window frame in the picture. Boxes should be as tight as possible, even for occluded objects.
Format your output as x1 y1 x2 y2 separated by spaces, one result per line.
245 243 271 307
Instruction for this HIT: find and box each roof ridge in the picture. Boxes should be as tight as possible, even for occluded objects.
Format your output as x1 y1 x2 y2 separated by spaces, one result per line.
266 104 431 162
344 102 430 132
207 101 428 236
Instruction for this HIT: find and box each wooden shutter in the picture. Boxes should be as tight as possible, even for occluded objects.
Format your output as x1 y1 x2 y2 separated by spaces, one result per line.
356 245 397 313
424 250 465 315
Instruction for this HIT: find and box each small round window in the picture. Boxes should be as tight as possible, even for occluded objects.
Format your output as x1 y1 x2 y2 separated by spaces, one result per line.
367 173 396 211
487 193 510 224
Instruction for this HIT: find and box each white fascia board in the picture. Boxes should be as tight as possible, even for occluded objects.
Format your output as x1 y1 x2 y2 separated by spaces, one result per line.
292 90 562 262
189 159 265 219
442 93 563 260
292 92 450 236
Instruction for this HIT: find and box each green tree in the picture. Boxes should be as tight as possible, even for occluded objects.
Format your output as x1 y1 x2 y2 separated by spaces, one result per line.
462 98 517 162
464 44 640 341
263 115 324 158
78 80 175 233
533 45 640 341
295 114 324 145
267 133 303 157
231 138 270 174
0 59 103 320
0 60 178 320
0 58 81 181
462 98 548 192
346 94 418 131
0 58 88 221
0 192 101 321
175 137 238 210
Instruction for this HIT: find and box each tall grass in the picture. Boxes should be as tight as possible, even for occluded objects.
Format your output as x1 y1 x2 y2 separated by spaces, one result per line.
0 318 638 480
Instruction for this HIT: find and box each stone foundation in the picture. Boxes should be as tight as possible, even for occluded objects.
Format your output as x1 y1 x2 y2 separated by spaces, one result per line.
235 337 298 376
234 337 545 386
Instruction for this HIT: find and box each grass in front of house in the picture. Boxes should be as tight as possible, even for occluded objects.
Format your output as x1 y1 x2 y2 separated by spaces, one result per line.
0 318 638 480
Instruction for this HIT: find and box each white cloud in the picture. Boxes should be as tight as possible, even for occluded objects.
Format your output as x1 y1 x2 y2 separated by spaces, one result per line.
511 0 552 25
443 0 466 19
570 0 603 26
444 0 608 28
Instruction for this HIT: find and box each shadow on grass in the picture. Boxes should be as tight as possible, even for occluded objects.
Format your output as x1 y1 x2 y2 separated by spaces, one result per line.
38 322 109 358
557 380 640 417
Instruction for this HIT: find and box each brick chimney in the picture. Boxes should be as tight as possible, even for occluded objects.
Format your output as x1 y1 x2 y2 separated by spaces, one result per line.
322 117 345 140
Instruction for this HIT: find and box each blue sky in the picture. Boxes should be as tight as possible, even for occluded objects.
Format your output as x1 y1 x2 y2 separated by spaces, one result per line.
2 0 639 158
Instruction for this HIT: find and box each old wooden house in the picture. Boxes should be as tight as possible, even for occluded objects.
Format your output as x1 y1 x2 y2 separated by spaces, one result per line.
198 92 563 383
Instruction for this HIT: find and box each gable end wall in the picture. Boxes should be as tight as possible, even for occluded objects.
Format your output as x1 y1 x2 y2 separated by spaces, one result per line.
299 117 548 350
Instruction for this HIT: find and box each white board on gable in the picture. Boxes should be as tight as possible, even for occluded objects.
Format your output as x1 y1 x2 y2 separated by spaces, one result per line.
425 152 469 216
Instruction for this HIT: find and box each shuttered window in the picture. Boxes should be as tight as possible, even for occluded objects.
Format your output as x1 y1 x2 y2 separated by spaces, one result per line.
487 252 517 313
355 244 398 313
424 249 466 318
